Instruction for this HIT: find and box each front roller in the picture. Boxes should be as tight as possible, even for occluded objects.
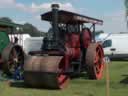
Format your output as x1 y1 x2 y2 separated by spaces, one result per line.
86 43 104 80
24 56 69 89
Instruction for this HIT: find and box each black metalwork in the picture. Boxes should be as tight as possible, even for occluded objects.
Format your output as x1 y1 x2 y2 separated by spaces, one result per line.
92 24 96 42
42 4 61 51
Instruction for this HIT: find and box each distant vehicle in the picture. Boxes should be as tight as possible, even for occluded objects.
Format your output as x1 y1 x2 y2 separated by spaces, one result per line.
23 37 43 54
96 33 111 43
99 33 128 59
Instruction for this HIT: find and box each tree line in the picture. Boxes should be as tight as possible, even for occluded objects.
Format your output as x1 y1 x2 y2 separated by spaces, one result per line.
0 17 104 37
0 17 46 37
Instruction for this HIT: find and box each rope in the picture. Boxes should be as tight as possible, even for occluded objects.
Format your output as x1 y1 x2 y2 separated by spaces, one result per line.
104 57 110 96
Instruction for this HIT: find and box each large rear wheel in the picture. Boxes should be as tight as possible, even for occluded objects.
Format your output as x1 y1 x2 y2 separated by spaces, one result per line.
86 43 104 79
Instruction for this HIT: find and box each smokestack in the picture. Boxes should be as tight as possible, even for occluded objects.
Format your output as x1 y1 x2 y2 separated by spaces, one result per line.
51 4 59 41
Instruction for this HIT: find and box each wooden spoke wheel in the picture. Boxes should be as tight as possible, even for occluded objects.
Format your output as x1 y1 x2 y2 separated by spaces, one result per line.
86 43 104 79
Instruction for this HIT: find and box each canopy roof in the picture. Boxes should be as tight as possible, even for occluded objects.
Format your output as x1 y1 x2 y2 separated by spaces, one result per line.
0 20 21 28
41 10 103 25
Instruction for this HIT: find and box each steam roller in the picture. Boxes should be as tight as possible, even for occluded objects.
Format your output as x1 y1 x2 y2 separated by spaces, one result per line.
24 4 105 89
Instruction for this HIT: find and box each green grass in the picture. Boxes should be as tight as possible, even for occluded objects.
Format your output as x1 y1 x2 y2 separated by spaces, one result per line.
1 61 128 96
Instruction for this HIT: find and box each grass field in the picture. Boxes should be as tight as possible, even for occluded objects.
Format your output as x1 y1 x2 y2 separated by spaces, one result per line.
0 61 128 96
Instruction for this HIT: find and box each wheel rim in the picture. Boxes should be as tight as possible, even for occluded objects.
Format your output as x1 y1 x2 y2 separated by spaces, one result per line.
94 45 104 79
86 43 104 79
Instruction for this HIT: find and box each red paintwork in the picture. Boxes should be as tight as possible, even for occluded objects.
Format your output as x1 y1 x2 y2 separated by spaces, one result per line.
65 33 80 59
81 29 92 48
59 30 92 73
64 29 92 59
65 33 80 48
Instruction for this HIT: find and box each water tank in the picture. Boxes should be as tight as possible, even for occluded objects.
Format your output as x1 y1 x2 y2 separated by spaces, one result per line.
0 31 10 53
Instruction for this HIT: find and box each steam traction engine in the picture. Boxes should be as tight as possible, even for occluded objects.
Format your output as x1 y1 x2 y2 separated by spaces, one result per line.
24 4 105 89
0 21 24 77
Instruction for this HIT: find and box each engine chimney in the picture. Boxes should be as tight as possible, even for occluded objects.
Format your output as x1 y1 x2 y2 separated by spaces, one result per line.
51 4 59 41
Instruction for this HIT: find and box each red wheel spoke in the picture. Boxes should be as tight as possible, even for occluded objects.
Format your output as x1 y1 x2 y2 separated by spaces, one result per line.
95 64 100 73
94 52 99 64
97 49 100 54
94 56 98 63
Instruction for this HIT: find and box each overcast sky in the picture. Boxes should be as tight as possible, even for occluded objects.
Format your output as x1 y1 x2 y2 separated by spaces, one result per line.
0 0 127 33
